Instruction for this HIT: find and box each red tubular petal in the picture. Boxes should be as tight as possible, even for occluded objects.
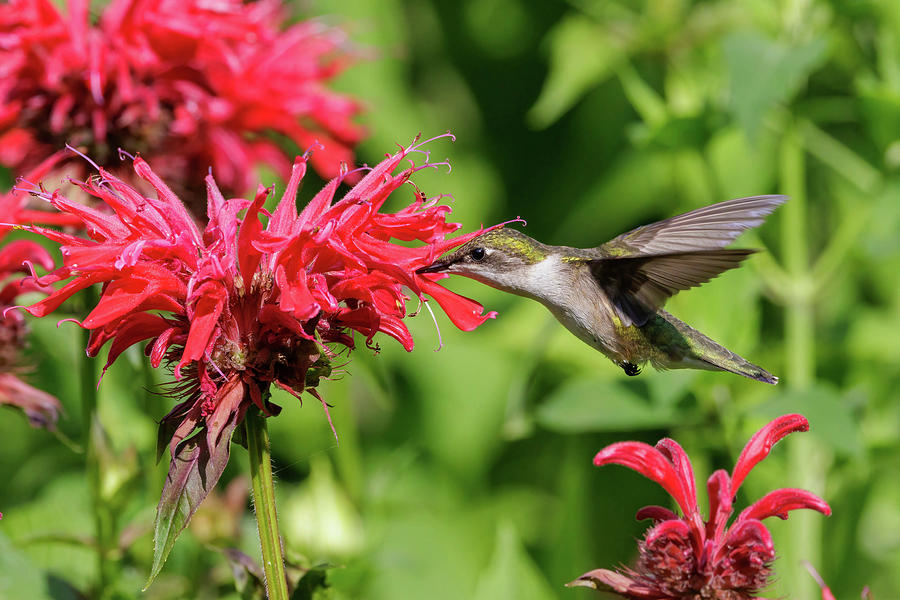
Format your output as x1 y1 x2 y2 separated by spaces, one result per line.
0 240 54 273
418 278 496 331
656 438 700 519
635 505 679 522
718 518 775 562
179 290 225 373
375 314 414 351
706 469 733 544
24 272 106 317
274 264 319 321
296 175 340 233
237 186 267 280
101 313 170 371
644 518 692 546
593 441 694 517
738 488 831 522
269 156 306 235
130 158 203 246
338 148 407 205
48 191 131 240
82 276 162 328
731 414 809 494
150 326 178 368
13 209 85 228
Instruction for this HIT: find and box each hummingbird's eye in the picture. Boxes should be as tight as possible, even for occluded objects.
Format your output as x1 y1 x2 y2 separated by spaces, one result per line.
470 247 486 261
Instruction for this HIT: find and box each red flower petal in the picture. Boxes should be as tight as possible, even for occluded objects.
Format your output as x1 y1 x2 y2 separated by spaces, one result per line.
0 240 54 274
418 278 497 332
656 438 701 523
635 505 679 523
738 488 831 522
179 285 226 375
731 414 809 494
705 469 733 545
593 441 695 518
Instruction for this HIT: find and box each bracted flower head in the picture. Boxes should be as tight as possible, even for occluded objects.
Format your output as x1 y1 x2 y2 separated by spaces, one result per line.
568 414 831 599
0 0 363 206
0 168 63 428
16 134 498 574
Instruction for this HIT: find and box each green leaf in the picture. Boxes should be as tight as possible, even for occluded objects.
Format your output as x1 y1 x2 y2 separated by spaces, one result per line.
146 392 245 588
723 32 828 140
0 532 79 600
527 15 625 129
536 377 680 433
473 522 557 600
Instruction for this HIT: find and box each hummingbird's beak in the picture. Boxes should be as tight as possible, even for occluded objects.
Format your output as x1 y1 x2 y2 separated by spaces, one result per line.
416 259 452 274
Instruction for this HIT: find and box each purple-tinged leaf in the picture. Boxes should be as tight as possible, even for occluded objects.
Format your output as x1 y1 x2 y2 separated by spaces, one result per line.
145 379 247 588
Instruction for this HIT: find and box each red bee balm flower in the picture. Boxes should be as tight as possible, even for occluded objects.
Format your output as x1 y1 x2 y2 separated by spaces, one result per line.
18 135 497 575
569 414 831 600
0 0 363 201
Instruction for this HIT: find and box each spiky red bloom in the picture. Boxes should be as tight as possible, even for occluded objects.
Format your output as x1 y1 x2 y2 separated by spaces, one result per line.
0 172 62 428
569 415 831 600
0 0 363 200
21 133 495 401
18 135 496 535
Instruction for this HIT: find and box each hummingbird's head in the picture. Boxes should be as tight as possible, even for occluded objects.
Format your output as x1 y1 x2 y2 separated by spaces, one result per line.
417 228 551 296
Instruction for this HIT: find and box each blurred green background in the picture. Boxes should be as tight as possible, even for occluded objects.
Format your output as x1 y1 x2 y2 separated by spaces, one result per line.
2 0 900 598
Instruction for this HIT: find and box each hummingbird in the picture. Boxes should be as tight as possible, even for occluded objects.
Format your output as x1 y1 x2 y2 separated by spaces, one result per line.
418 195 785 384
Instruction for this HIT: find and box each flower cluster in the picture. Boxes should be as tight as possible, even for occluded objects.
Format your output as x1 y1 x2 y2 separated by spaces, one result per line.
569 414 831 599
21 134 495 418
0 0 363 203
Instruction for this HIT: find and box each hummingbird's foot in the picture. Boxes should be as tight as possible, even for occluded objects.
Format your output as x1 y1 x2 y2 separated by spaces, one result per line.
621 361 642 376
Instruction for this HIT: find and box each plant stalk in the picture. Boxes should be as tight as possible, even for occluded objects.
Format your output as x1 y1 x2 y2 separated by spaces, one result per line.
80 287 116 596
780 124 819 600
246 407 289 600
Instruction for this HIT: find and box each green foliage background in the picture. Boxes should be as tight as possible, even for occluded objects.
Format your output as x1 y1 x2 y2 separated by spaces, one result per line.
2 0 900 598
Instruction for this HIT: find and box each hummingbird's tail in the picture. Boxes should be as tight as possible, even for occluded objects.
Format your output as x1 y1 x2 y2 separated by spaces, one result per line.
653 311 778 384
695 350 778 384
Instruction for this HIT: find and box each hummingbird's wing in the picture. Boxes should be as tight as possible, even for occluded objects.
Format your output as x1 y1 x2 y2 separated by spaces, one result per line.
589 249 755 327
599 195 786 255
590 195 785 326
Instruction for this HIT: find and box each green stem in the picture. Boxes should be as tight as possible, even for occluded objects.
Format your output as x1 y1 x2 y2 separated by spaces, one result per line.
79 287 115 596
246 407 289 600
780 124 820 600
